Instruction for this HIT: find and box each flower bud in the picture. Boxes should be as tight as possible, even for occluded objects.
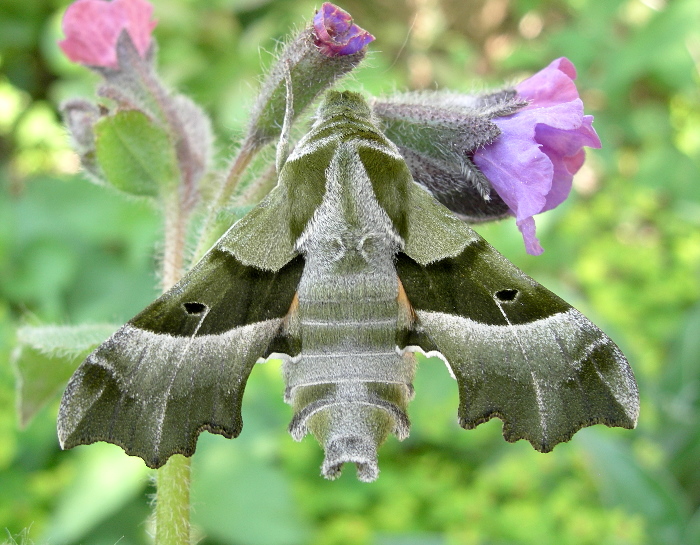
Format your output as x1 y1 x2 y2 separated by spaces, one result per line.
58 0 156 69
246 3 374 148
60 2 214 206
61 98 106 183
313 2 375 57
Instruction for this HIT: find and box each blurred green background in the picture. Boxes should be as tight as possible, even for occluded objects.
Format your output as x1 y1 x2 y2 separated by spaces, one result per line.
1 0 699 543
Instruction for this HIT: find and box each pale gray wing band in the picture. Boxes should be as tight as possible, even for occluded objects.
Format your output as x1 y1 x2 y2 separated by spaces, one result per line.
417 308 639 451
58 319 282 468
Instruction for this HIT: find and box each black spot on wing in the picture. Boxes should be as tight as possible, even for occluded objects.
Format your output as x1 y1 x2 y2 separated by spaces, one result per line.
183 302 207 315
132 252 305 336
396 240 570 326
495 289 518 302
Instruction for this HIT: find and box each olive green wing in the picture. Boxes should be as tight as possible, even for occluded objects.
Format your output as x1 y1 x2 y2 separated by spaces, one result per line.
396 183 638 451
58 187 303 468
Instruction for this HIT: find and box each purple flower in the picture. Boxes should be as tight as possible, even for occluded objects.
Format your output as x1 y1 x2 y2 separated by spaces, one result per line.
313 2 375 57
473 58 601 255
58 0 157 69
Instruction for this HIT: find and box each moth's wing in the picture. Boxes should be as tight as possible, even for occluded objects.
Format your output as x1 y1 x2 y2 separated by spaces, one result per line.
58 188 303 468
396 184 639 452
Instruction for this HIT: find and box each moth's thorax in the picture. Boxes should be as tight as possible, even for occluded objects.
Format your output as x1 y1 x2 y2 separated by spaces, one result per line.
283 93 413 249
293 136 404 255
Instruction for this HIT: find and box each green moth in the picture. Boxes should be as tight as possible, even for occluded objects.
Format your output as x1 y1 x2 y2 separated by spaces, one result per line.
58 91 639 482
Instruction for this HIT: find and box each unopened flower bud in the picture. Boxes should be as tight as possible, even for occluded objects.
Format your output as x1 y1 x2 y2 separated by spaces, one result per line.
58 0 156 69
246 3 374 148
313 2 375 57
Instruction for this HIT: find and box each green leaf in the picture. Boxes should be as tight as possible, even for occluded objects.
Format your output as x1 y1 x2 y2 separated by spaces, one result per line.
13 324 117 427
192 436 310 545
42 443 149 545
94 110 180 197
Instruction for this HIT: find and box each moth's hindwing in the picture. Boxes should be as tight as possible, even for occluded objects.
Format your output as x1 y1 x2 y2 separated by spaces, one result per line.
57 217 304 468
396 193 639 451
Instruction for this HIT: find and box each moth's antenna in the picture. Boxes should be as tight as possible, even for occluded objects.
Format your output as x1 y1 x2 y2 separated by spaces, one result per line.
276 61 294 174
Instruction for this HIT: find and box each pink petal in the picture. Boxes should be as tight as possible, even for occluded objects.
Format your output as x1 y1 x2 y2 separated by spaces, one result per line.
539 146 575 212
563 148 586 175
473 117 553 224
59 0 156 68
114 0 156 57
515 99 584 131
472 57 601 255
517 57 580 109
534 118 601 212
516 217 544 256
535 122 594 159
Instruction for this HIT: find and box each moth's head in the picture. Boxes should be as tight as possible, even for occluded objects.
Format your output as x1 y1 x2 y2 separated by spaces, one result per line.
317 90 373 123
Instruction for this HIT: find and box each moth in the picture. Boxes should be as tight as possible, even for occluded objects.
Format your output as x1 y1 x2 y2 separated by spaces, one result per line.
58 91 639 482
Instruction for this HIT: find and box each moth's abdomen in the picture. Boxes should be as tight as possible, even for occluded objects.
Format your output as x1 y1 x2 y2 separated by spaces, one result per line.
284 270 415 482
287 380 412 482
283 123 416 481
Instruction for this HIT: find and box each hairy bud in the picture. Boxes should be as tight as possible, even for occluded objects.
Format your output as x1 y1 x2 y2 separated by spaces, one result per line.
61 98 106 183
246 3 374 148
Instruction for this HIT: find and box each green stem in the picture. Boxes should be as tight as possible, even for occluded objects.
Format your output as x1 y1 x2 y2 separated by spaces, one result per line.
155 455 192 545
155 190 191 544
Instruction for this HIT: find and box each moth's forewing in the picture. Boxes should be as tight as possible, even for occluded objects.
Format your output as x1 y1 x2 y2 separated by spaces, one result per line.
57 197 304 468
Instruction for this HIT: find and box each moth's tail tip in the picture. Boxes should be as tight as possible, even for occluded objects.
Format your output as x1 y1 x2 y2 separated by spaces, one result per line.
321 436 379 483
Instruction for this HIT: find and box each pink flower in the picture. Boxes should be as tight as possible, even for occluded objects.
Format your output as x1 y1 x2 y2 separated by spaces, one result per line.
313 2 375 57
473 58 601 255
59 0 157 69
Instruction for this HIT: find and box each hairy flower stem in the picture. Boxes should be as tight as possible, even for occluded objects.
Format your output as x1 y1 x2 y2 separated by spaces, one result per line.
156 187 192 544
156 455 191 545
153 127 264 545
162 190 188 290
222 137 258 199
